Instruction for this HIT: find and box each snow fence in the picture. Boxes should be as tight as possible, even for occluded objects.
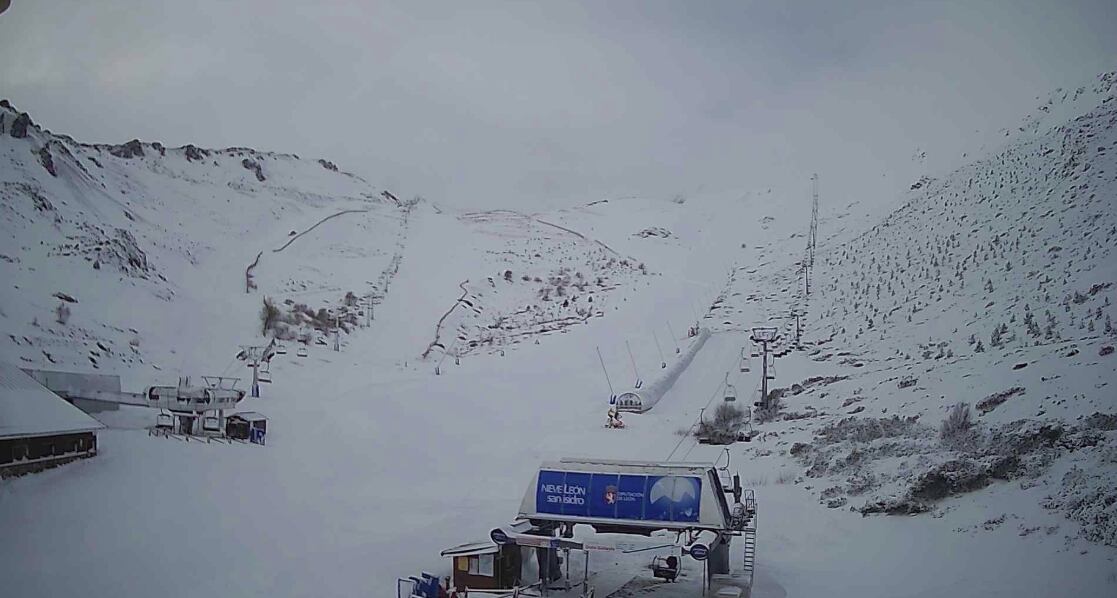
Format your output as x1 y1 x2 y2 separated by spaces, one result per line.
616 328 711 413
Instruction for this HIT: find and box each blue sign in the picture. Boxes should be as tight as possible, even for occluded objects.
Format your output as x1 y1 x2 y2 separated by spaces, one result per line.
535 470 701 523
689 543 709 560
490 528 510 544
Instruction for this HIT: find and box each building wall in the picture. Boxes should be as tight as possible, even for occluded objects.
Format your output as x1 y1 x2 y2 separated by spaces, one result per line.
0 432 97 478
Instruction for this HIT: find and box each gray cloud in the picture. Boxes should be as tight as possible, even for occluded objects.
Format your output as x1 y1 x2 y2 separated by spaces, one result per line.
2 0 1114 209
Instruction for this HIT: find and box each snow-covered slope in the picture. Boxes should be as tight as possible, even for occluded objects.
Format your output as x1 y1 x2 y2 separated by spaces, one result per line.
0 99 401 382
1 72 1115 598
714 71 1117 548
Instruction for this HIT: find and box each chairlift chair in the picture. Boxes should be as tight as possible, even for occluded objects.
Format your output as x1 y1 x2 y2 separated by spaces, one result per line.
258 369 272 384
651 555 680 582
724 382 737 402
156 412 173 429
296 346 308 358
202 416 222 433
275 343 287 355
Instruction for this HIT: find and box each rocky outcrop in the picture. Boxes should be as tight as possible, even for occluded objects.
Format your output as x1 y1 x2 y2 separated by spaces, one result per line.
37 146 56 176
109 139 145 159
242 158 266 181
318 159 339 172
183 144 208 162
10 112 32 138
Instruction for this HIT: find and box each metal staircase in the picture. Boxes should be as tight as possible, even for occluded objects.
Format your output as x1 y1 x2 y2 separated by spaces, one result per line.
742 522 757 585
741 488 758 587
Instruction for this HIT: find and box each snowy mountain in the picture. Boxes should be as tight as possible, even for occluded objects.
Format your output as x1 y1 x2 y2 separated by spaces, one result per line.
1 73 1115 598
714 71 1117 547
0 98 405 382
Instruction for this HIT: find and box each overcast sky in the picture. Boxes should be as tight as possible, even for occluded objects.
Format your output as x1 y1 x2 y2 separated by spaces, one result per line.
2 1 1115 210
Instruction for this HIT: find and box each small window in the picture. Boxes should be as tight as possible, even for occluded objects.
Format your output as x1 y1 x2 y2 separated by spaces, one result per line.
478 554 494 577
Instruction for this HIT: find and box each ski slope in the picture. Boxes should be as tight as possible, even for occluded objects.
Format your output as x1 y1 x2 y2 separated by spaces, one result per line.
2 73 1116 597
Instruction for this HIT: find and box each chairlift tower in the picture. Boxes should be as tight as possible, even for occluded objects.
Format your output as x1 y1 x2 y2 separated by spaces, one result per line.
749 327 779 410
331 306 349 352
809 173 819 268
791 308 803 349
237 341 275 398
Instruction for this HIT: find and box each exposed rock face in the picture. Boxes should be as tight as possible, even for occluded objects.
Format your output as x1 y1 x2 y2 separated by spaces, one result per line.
37 146 57 176
183 144 208 162
242 158 266 181
109 139 145 158
10 112 32 138
318 159 339 172
111 228 150 274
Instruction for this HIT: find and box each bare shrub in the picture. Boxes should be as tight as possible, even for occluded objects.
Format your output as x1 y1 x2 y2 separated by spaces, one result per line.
754 394 781 424
696 402 748 443
941 402 973 442
260 297 280 335
54 302 70 325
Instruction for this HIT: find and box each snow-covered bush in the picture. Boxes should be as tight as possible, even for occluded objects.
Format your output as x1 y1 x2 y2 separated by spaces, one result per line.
695 402 749 444
940 402 973 442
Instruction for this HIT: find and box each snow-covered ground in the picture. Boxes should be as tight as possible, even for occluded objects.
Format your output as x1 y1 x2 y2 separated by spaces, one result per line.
2 73 1116 597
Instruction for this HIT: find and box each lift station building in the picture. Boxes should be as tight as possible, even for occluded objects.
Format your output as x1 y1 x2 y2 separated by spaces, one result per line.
0 363 104 478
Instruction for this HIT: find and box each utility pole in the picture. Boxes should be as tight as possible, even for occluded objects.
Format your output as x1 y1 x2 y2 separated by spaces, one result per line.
750 327 779 410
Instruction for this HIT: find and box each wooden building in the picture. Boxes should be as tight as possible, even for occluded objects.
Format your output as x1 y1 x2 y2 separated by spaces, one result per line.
0 363 104 478
440 542 523 592
226 411 267 444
